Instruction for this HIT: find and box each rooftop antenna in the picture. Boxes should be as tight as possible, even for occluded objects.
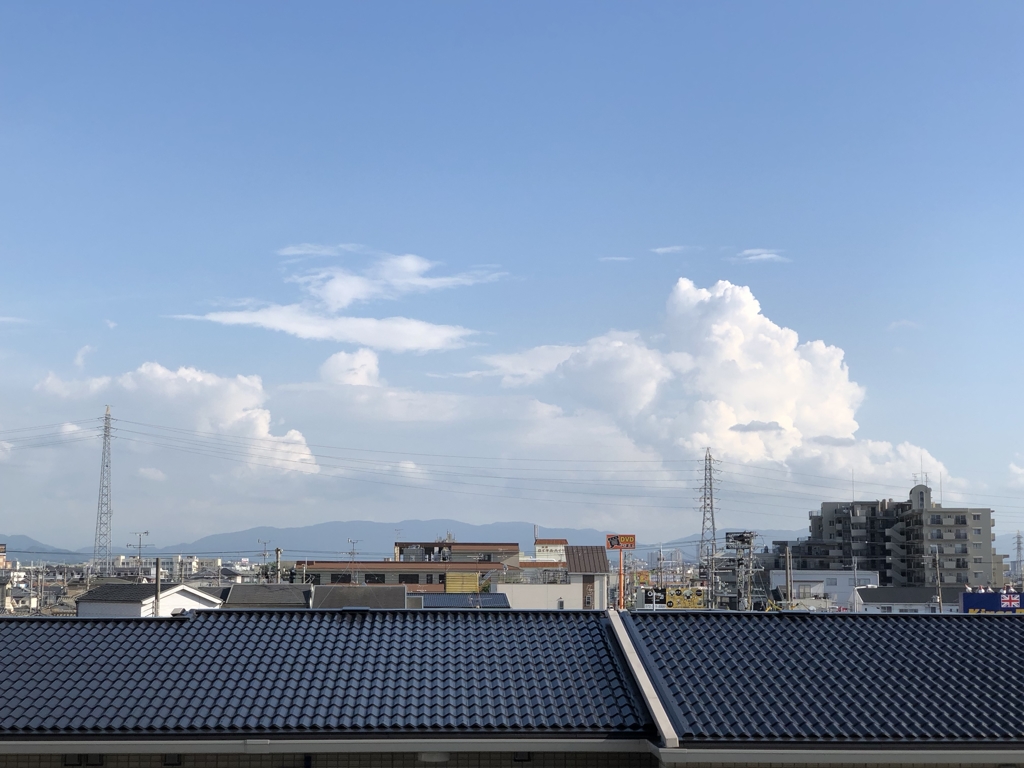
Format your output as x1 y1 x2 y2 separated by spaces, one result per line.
92 406 114 577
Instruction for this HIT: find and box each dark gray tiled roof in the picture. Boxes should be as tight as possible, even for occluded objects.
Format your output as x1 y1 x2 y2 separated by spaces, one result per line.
625 611 1024 746
420 592 510 609
311 585 406 609
220 583 311 608
76 584 182 603
854 586 963 604
565 546 609 574
0 610 654 739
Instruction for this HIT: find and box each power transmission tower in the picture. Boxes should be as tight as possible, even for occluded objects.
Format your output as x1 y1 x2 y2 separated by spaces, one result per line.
1016 530 1023 588
92 406 114 577
698 448 719 607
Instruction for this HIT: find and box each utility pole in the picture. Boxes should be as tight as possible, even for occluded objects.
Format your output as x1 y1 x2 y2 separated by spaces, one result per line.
258 539 271 582
127 531 150 582
934 552 943 612
785 545 794 610
92 406 114 577
275 547 282 584
347 538 362 583
154 557 161 617
698 448 718 608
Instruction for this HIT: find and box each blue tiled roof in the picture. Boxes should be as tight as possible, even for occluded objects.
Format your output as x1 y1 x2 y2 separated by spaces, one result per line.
0 610 653 740
420 592 510 609
625 611 1024 746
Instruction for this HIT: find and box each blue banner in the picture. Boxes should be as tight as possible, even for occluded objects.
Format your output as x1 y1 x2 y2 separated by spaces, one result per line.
961 592 1024 614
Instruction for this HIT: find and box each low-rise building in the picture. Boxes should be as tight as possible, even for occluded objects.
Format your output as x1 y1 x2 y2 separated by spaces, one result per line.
769 568 878 607
76 583 224 617
851 585 963 614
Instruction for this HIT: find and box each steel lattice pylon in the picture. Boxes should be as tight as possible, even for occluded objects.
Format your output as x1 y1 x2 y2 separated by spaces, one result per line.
698 447 718 604
92 406 113 577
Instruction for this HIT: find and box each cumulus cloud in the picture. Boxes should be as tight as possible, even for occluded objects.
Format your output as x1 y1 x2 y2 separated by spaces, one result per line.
731 420 784 433
321 349 382 387
105 320 117 329
183 251 499 352
732 248 789 263
138 467 167 481
35 372 111 399
74 345 95 369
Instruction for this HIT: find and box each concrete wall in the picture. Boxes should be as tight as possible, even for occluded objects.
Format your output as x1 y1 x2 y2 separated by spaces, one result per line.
496 583 582 610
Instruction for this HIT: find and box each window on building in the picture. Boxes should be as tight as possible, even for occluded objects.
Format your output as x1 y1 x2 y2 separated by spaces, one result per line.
798 585 811 598
954 530 968 540
954 515 967 526
364 573 386 584
438 573 446 584
556 598 565 610
974 572 985 579
929 530 944 540
829 533 834 539
398 574 419 584
973 557 983 564
973 514 981 521
899 608 920 614
929 514 942 525
585 594 593 608
880 606 892 613
330 573 352 584
163 757 182 767
973 543 982 550
973 528 982 535
425 574 433 584
848 578 855 586
826 578 837 586
857 578 870 586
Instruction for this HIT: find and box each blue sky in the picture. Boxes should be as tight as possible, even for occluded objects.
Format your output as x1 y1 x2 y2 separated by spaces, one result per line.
1 3 1023 548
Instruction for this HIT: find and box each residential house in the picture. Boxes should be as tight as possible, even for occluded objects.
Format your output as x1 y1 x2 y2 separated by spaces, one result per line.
76 583 223 617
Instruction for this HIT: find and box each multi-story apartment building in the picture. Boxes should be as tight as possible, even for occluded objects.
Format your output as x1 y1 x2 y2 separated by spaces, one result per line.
764 484 1007 589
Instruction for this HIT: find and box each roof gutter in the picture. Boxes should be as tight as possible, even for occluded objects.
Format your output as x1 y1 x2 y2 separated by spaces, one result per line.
605 609 679 749
0 738 652 756
656 747 1024 765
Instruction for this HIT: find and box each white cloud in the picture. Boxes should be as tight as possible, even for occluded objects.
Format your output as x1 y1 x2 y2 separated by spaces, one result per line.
74 345 95 369
888 319 921 331
321 349 382 387
732 248 790 263
138 467 167 481
59 422 83 434
191 306 475 352
0 316 27 323
651 246 690 254
185 250 500 353
105 320 117 329
116 362 318 474
276 243 362 257
599 257 633 262
463 345 577 387
1009 463 1024 488
297 255 503 311
731 420 784 433
35 372 111 399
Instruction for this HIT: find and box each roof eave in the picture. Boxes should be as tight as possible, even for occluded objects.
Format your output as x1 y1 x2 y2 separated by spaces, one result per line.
0 736 654 755
657 746 1024 765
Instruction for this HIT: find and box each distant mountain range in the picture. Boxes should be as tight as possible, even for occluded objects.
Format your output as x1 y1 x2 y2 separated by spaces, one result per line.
2 520 808 564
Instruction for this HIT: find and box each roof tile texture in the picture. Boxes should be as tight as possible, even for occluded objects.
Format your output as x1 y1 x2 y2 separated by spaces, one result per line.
0 610 652 739
626 611 1024 745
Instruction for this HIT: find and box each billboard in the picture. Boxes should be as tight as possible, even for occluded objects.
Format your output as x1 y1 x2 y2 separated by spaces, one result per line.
606 534 636 550
638 586 706 610
961 592 1024 614
0 544 5 555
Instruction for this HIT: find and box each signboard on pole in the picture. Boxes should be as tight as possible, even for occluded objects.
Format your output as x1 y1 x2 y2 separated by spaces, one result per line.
606 534 636 550
0 544 6 555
